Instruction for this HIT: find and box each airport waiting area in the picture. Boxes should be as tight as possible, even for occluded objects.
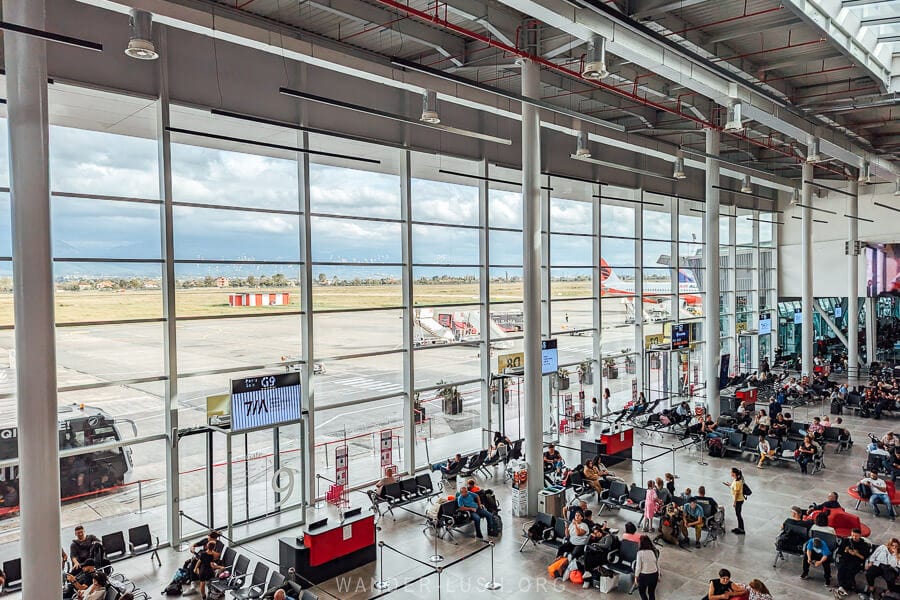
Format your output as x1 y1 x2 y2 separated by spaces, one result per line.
2 0 900 598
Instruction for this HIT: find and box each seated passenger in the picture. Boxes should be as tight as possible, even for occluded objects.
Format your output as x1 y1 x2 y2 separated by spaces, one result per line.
375 467 396 494
622 521 642 543
861 538 900 600
691 486 719 515
796 436 817 475
556 511 590 560
702 568 745 600
581 459 604 494
64 560 96 599
836 528 870 597
437 453 463 476
859 471 896 520
69 525 100 572
810 491 841 512
543 444 564 474
80 572 108 600
757 437 775 469
801 537 832 586
809 511 836 536
682 498 705 548
455 486 493 540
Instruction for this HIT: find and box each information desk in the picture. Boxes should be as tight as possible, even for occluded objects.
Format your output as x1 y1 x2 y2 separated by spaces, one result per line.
279 513 376 584
581 427 634 467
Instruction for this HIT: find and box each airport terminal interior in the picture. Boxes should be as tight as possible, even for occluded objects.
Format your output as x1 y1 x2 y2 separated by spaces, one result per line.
3 0 900 598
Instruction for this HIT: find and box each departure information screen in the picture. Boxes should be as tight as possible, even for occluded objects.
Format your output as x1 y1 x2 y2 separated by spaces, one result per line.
231 372 301 432
541 339 558 375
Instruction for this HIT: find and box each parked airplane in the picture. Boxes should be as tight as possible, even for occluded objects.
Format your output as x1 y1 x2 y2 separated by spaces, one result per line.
600 258 702 305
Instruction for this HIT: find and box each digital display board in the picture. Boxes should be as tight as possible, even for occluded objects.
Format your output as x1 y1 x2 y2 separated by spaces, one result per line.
833 306 842 319
671 323 690 349
758 313 772 335
230 372 301 432
794 309 803 325
541 339 558 375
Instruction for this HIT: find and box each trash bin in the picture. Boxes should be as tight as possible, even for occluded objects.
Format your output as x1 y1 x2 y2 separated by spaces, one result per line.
538 485 566 517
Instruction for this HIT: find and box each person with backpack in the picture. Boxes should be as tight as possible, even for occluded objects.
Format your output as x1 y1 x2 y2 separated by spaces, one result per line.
859 471 896 520
723 467 746 535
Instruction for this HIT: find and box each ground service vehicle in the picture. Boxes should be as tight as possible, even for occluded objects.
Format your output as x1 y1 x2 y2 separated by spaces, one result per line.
0 404 133 517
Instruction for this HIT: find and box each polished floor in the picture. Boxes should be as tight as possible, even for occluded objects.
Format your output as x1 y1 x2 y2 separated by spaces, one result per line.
14 403 899 599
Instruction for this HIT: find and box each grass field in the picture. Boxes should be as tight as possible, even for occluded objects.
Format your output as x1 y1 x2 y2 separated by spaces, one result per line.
0 280 596 325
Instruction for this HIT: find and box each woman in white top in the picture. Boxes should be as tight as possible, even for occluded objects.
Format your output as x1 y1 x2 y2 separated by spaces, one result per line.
80 573 108 600
809 511 836 536
555 511 590 560
634 534 659 600
863 538 900 599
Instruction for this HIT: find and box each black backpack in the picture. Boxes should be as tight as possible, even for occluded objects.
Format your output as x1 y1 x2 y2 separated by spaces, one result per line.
528 520 549 540
707 437 726 458
742 481 752 499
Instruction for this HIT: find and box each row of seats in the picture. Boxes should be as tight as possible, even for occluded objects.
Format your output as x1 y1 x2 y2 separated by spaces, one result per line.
207 547 317 600
367 474 438 521
720 431 804 467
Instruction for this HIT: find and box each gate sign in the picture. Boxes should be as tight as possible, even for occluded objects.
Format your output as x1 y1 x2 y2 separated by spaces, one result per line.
379 429 392 468
497 352 524 374
335 445 349 486
230 372 301 432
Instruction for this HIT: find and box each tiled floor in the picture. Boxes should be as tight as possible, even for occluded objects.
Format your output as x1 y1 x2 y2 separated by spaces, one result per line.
12 404 899 599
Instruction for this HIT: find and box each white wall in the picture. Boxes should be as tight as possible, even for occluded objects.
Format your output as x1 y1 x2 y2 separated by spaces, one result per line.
778 180 899 297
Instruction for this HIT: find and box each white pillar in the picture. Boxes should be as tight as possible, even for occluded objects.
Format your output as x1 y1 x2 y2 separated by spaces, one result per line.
865 297 877 370
847 180 860 386
704 129 721 419
801 164 814 376
4 0 62 595
521 59 544 512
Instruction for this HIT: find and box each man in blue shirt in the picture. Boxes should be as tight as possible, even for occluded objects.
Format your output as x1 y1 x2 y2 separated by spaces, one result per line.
682 498 705 548
456 487 493 539
802 537 832 586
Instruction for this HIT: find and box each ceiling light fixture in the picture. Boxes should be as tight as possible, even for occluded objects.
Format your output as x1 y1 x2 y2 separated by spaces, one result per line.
576 131 592 158
124 9 158 60
582 35 609 80
723 99 743 132
790 189 799 205
420 89 440 124
806 136 822 164
740 174 752 194
571 154 676 181
280 88 513 145
859 160 871 184
673 151 686 180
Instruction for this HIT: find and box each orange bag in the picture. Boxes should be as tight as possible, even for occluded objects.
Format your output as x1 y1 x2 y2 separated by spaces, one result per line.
547 557 568 578
569 569 584 584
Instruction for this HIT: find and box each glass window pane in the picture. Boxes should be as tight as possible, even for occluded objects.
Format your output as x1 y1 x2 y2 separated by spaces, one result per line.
54 263 163 322
178 314 300 372
413 267 478 305
310 163 400 220
175 206 301 261
311 267 401 310
489 269 523 302
53 197 161 259
489 189 522 229
174 263 300 317
315 309 402 357
552 234 593 267
315 354 403 407
413 225 479 265
601 202 636 238
601 237 635 268
311 216 400 263
550 197 592 234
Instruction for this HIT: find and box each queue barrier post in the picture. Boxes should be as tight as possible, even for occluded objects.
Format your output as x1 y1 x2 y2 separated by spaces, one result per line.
429 524 444 563
373 541 390 590
484 541 501 590
137 480 144 514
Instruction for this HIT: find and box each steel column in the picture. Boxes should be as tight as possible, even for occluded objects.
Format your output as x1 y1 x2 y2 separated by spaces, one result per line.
865 297 877 369
704 129 721 419
478 158 491 447
4 1 61 592
591 185 602 414
400 150 416 475
847 180 859 386
522 59 544 513
801 164 814 376
297 127 315 499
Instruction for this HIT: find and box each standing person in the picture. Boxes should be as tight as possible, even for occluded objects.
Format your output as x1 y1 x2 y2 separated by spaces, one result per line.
603 388 612 414
644 480 660 532
723 467 746 534
634 535 659 600
592 397 599 418
747 579 774 600
194 540 222 600
836 528 871 597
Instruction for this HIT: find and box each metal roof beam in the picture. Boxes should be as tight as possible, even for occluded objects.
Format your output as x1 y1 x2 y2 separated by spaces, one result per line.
629 0 714 20
439 0 519 47
496 0 897 179
306 0 466 66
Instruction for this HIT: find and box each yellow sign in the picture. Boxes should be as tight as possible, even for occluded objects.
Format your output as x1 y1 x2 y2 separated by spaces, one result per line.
206 393 230 418
736 322 748 334
497 352 524 373
644 334 665 348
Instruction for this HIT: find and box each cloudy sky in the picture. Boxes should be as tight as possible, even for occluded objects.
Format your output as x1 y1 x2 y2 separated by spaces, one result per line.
0 121 710 280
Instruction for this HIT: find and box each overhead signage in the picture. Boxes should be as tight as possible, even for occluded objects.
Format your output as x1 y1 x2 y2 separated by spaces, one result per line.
230 372 301 432
671 323 690 349
497 351 524 374
758 313 772 335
